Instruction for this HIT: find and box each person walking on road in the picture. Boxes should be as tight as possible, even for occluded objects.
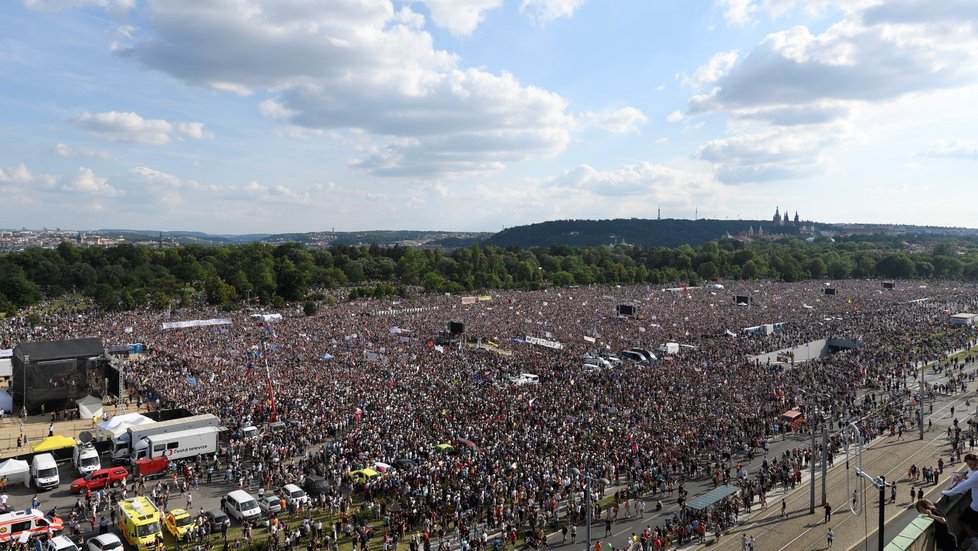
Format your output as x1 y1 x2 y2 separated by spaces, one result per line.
780 498 787 518
826 528 834 548
824 502 832 523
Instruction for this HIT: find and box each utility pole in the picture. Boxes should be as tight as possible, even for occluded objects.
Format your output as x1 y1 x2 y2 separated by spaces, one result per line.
822 417 829 506
810 404 816 514
878 476 886 551
920 363 925 441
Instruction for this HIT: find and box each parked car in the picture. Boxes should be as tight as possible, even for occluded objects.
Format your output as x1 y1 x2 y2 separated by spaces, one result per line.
45 536 78 551
258 495 282 516
203 509 229 533
164 509 194 541
301 475 329 497
393 458 417 471
86 534 122 551
281 484 308 507
70 466 130 494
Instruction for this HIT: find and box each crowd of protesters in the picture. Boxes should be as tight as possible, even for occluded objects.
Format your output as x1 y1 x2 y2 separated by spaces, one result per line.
3 278 978 550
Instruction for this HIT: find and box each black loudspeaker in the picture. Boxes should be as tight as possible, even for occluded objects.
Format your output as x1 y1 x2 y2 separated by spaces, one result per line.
616 304 636 317
883 282 895 289
824 288 836 295
449 321 465 335
735 295 750 305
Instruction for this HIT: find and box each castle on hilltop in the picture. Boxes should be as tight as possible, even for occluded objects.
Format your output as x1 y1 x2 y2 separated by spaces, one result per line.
772 206 799 227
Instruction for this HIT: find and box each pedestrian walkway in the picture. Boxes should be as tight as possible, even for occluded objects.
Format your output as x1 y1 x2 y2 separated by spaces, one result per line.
702 420 956 551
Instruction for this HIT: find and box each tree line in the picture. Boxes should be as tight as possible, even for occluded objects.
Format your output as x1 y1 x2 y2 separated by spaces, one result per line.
0 235 977 313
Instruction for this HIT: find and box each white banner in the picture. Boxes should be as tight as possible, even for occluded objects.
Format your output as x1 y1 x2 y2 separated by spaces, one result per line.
161 318 232 330
0 349 12 358
525 336 564 350
374 306 440 316
583 336 596 343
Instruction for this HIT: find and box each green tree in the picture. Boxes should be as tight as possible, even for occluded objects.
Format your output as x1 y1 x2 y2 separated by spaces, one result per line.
876 253 915 279
696 261 719 280
805 257 827 279
827 258 853 279
92 284 119 310
204 275 237 306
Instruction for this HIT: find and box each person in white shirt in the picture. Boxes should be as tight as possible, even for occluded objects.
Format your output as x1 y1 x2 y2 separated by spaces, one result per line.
941 453 978 540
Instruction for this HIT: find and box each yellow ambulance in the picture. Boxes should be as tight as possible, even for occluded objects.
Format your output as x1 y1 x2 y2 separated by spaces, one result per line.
118 497 162 551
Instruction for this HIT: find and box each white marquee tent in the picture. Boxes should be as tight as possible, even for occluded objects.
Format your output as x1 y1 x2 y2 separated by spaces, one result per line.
0 459 29 487
76 395 104 420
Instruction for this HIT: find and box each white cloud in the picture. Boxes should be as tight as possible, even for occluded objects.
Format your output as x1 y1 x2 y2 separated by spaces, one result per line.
586 107 648 134
62 167 123 196
0 163 34 184
420 0 503 36
113 1 573 179
922 140 978 160
25 0 134 15
520 0 587 24
715 0 862 26
549 162 720 199
697 129 835 183
73 111 210 145
51 143 115 159
683 2 978 185
717 0 757 26
681 50 739 90
687 22 971 118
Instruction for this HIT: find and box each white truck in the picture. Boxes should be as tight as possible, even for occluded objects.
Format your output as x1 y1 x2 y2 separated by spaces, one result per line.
113 414 220 464
73 442 101 475
131 426 221 463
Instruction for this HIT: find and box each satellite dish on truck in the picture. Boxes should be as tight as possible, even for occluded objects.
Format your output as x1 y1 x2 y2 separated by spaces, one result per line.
79 431 93 445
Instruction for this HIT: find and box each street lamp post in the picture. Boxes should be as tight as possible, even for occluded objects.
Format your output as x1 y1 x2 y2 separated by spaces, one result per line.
920 364 925 441
571 468 592 550
821 414 829 506
855 469 891 551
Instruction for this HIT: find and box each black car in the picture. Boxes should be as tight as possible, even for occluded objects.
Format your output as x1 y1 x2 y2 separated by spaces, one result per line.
394 457 418 471
301 475 329 497
204 509 230 532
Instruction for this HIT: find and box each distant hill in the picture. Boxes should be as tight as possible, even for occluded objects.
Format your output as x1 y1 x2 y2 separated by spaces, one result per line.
484 218 798 248
262 230 490 248
92 229 488 248
97 229 269 244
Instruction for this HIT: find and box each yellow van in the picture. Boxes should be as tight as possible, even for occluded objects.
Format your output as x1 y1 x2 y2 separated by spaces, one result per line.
118 497 162 551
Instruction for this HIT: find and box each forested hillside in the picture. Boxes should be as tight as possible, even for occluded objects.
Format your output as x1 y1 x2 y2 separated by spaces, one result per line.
486 218 799 248
0 236 976 313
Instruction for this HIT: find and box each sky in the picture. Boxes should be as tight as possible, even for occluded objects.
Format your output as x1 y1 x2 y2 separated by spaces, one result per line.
1 0 977 234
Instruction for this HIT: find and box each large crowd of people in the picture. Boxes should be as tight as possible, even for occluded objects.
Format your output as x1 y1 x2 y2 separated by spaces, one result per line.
3 278 978 550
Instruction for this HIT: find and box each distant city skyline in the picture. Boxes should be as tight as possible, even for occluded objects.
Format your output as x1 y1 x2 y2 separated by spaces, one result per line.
2 1 977 234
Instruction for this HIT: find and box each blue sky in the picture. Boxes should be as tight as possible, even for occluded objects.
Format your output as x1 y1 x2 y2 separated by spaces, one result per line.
2 0 977 234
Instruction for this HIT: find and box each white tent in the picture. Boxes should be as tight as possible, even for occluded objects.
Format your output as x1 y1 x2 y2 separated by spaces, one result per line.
96 413 154 440
658 342 680 355
0 459 29 487
76 395 104 420
0 389 12 414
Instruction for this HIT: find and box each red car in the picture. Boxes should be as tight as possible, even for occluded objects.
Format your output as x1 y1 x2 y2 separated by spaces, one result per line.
70 466 129 493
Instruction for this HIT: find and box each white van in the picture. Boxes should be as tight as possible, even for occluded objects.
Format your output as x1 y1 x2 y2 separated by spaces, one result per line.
31 453 60 490
512 373 539 386
223 490 261 522
73 443 101 476
240 426 259 440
